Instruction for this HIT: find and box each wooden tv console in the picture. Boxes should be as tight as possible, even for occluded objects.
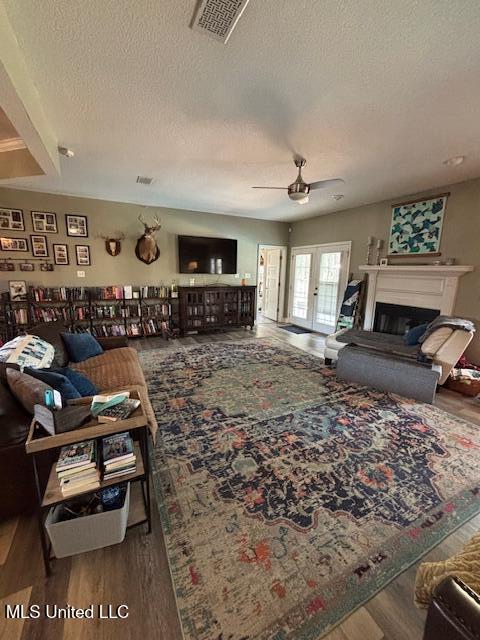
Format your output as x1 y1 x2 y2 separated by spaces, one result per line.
178 285 256 335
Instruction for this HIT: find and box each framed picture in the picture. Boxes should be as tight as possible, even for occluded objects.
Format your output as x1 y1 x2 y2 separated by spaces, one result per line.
1 237 28 252
30 234 49 258
53 243 69 265
66 214 88 237
40 262 54 272
0 208 24 231
9 280 27 301
75 244 91 266
19 263 35 272
388 194 449 257
31 211 58 233
0 262 15 271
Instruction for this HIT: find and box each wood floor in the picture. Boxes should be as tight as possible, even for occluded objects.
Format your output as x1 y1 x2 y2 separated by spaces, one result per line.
1 322 479 640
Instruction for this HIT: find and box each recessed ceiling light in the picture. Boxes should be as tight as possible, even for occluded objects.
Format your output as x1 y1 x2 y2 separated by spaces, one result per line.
58 146 75 158
332 194 344 200
443 155 465 167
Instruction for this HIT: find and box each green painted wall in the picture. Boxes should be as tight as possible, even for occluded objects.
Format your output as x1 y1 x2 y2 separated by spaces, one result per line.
289 177 480 360
0 187 288 288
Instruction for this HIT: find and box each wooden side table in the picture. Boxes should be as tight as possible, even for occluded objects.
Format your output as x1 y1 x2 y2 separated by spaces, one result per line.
25 388 152 575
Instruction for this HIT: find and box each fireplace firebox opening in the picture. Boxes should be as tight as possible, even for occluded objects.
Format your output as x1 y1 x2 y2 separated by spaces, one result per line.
373 302 439 336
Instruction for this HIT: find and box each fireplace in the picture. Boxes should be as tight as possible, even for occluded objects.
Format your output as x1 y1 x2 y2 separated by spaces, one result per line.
359 264 473 332
373 302 439 336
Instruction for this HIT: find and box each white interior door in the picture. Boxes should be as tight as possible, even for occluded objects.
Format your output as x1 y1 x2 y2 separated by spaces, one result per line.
290 243 350 333
290 249 315 328
263 248 281 320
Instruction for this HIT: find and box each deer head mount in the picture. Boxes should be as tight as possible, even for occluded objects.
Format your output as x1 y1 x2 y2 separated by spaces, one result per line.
98 232 126 257
135 214 161 264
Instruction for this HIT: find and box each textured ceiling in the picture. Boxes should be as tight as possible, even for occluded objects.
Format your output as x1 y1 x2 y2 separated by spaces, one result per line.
1 0 480 221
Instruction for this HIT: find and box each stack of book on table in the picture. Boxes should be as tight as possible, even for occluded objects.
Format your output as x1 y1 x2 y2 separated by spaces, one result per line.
102 432 136 480
91 391 140 423
56 440 99 497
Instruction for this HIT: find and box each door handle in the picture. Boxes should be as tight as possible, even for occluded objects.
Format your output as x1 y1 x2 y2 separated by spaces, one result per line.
313 293 318 296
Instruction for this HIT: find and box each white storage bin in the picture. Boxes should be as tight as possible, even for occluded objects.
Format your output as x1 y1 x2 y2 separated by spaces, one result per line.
45 483 130 558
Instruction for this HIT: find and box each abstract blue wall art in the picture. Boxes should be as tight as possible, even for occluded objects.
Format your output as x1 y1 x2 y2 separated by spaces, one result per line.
388 194 449 256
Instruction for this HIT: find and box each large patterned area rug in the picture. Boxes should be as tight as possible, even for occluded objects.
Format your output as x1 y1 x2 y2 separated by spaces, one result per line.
139 339 480 640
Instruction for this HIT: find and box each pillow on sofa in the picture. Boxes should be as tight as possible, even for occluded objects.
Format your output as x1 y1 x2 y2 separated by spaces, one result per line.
6 368 52 414
61 333 104 363
30 320 69 367
404 323 429 346
25 368 81 401
54 367 98 397
0 335 55 369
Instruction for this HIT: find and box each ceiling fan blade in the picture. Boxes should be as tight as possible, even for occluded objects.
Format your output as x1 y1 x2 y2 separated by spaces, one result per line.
251 186 287 190
309 178 345 191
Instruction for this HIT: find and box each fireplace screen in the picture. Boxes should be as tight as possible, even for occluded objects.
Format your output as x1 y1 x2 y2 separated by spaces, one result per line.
374 303 439 336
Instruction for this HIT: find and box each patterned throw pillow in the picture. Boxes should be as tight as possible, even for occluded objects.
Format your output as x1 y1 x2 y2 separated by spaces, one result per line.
0 335 55 370
6 368 52 414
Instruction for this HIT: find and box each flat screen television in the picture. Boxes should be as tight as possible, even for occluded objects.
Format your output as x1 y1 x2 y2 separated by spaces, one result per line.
178 235 237 274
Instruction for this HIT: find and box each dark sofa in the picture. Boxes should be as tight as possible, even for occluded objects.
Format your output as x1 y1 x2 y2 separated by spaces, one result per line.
0 322 132 518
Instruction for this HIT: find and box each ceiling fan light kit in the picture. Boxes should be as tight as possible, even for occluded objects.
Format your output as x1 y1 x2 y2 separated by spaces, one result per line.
252 157 344 205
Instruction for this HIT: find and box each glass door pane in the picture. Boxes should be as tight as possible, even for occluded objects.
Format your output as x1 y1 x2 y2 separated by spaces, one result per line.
291 251 313 327
312 248 349 335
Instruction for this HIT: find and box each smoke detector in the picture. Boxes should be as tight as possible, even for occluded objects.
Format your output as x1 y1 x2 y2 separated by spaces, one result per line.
136 176 154 185
191 0 250 43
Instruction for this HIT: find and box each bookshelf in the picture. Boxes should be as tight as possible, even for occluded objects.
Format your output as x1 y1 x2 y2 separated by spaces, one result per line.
0 285 179 341
178 286 256 335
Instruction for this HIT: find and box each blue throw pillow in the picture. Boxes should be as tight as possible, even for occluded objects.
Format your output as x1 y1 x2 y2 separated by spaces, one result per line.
25 368 81 401
61 332 104 363
404 323 429 346
55 367 98 397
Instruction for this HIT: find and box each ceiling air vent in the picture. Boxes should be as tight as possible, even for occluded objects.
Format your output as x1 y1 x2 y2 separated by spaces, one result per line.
191 0 250 43
136 176 153 185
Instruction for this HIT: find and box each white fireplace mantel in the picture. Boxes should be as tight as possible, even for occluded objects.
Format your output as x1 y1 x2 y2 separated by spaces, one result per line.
358 264 474 330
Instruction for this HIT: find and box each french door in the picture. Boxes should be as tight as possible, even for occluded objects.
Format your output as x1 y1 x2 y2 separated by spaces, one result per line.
290 242 351 334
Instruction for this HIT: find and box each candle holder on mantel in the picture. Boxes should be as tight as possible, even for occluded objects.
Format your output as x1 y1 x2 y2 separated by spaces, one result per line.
375 239 384 265
366 236 375 265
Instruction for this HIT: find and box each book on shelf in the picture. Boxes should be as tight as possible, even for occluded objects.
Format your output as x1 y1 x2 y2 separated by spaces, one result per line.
70 287 89 301
126 322 142 336
97 398 140 422
91 286 124 300
92 323 126 338
102 432 136 479
91 391 130 416
57 462 97 479
102 432 134 462
29 286 68 302
56 440 96 472
55 439 100 496
60 468 99 487
61 476 100 497
141 285 170 298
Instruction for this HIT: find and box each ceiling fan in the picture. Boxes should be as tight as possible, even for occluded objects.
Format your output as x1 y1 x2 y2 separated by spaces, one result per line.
252 157 344 205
